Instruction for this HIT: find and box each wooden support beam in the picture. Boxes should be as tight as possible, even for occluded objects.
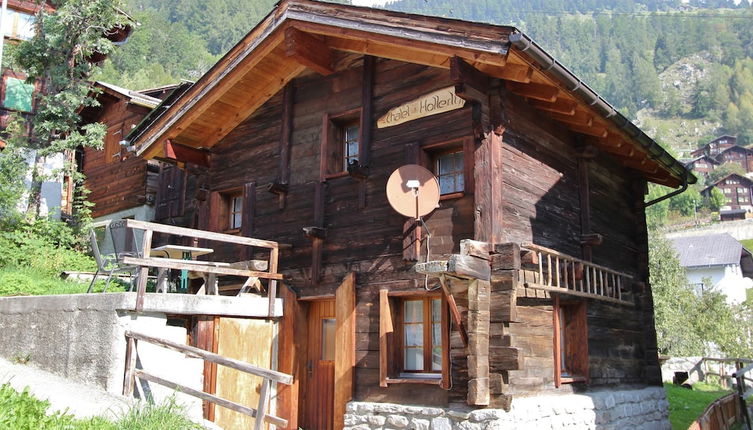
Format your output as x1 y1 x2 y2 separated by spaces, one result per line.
568 123 608 138
284 27 333 76
334 273 356 430
495 63 532 83
438 275 469 346
474 130 504 244
577 149 592 262
549 110 593 127
598 139 635 158
163 139 210 167
527 97 577 116
302 226 326 239
622 157 659 174
360 55 375 167
450 56 490 93
506 81 558 102
455 83 487 105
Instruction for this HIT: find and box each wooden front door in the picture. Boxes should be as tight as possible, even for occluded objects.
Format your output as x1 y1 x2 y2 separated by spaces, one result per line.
302 300 336 430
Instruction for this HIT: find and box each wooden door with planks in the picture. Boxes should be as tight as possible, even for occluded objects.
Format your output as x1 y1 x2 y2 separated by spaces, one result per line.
214 318 275 430
302 300 336 430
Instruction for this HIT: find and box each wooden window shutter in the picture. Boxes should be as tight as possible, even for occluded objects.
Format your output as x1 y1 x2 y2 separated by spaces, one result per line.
207 191 222 232
240 181 255 237
379 289 393 387
566 301 589 381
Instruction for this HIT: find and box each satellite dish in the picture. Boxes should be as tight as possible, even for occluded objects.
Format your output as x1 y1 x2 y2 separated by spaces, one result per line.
386 164 440 220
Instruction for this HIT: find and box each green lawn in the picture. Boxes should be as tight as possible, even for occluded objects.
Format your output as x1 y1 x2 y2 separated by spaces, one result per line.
665 382 733 429
0 267 126 297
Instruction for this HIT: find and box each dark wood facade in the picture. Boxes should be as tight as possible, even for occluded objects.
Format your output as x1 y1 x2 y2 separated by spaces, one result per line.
703 173 753 211
79 84 160 219
128 1 694 428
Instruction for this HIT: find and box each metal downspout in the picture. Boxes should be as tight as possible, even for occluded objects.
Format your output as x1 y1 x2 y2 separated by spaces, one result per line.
644 177 688 207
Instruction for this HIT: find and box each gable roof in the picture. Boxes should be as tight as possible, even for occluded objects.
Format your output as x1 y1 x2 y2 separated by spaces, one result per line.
715 145 753 158
95 82 161 109
703 173 753 194
127 0 694 188
685 155 719 167
670 233 747 268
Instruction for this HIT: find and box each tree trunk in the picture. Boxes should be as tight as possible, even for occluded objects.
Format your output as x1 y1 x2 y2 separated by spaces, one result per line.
25 152 45 220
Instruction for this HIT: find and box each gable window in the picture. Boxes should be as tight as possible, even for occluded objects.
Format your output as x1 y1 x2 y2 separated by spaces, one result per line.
379 290 449 387
321 109 361 178
2 76 34 112
553 296 588 387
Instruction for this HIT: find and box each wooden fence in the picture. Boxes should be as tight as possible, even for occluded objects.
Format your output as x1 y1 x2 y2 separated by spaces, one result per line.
124 330 293 430
520 243 633 305
689 393 742 430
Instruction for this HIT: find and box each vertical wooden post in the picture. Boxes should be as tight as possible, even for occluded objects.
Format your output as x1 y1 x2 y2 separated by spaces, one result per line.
334 273 356 430
123 336 137 396
268 246 279 318
134 229 153 312
277 285 304 429
279 83 294 185
577 145 594 261
473 130 504 244
379 289 392 388
254 378 270 430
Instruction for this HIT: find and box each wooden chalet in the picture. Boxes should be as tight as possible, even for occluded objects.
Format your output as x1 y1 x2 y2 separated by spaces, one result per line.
691 135 738 158
703 173 753 211
126 1 695 428
684 154 719 178
78 82 167 220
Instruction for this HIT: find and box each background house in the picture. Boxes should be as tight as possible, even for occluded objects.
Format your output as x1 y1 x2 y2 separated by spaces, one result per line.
702 173 753 211
670 233 753 304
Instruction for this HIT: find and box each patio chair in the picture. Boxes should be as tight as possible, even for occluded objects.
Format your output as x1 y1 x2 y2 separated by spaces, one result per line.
86 221 140 293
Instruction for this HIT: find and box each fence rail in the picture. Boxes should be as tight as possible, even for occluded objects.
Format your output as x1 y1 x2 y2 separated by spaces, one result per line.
689 393 742 430
124 330 292 429
519 243 633 305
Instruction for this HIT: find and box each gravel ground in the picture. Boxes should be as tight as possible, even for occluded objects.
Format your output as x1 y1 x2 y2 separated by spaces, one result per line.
0 356 133 419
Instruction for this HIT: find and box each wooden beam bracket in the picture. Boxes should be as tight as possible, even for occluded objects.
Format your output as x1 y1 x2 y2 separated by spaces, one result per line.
580 233 603 246
285 27 333 76
267 182 289 195
303 226 326 240
162 139 210 167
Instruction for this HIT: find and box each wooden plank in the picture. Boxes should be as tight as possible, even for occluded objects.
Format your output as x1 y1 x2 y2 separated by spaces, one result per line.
379 289 392 388
285 27 334 76
506 81 558 102
334 273 356 430
360 55 375 168
569 123 608 138
277 286 306 429
214 318 275 430
125 330 292 384
495 63 532 83
122 337 137 396
121 257 283 280
448 254 491 280
549 109 593 127
523 282 633 306
241 181 256 240
134 369 287 428
125 219 279 249
474 130 504 244
268 247 280 318
438 275 468 346
134 229 153 312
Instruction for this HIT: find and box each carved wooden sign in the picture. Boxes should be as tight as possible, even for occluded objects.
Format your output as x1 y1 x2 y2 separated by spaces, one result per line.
377 86 466 128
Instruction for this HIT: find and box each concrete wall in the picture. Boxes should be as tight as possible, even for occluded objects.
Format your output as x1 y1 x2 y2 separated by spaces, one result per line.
344 386 670 430
686 265 751 304
0 292 282 421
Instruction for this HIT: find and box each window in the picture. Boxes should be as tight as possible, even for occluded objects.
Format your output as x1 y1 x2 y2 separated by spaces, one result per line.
2 76 34 112
434 149 464 195
402 298 442 372
321 110 361 178
228 194 243 230
553 296 588 387
724 188 732 194
3 9 35 40
738 187 748 195
379 290 449 387
739 195 750 203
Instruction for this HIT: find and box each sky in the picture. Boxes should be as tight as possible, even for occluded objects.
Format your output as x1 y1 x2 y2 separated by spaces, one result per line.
350 0 393 6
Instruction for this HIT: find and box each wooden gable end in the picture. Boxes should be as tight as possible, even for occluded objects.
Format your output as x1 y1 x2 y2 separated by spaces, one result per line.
132 0 691 188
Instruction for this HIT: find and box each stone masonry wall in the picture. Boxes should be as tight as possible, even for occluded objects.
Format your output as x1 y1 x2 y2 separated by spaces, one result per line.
345 386 669 430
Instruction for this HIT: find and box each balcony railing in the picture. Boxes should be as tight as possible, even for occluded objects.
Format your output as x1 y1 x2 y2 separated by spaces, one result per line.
520 243 633 305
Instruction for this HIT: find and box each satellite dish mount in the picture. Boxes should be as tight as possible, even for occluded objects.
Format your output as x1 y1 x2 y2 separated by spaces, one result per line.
386 165 440 260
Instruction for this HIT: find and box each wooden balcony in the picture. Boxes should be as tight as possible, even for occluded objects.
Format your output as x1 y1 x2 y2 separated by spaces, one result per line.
520 243 633 305
122 219 282 317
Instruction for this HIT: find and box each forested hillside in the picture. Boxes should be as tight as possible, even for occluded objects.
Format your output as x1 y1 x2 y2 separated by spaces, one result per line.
95 0 753 151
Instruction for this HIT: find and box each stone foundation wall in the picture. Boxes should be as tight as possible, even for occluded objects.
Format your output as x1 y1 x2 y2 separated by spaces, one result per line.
345 386 669 430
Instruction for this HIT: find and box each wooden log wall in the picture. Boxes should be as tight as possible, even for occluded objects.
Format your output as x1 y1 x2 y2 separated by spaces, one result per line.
170 53 661 407
81 96 153 218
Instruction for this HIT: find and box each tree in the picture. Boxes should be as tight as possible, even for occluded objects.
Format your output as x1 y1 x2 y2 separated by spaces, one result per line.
704 186 726 211
649 232 704 355
9 0 127 219
668 185 702 216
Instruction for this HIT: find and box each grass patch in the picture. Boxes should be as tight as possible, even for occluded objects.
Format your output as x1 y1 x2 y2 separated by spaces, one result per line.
0 267 127 297
665 382 732 429
0 383 201 430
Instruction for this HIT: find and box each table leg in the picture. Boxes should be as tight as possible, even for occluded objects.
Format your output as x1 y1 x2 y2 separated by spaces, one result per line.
180 251 190 293
156 268 169 294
